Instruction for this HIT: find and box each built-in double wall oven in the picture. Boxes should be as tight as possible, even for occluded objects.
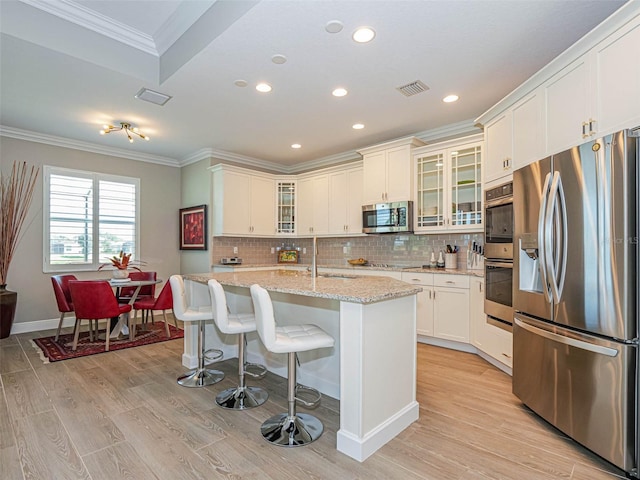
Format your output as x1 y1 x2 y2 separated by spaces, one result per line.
484 182 514 329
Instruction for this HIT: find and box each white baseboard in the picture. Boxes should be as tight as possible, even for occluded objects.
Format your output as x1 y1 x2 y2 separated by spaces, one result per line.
10 310 148 336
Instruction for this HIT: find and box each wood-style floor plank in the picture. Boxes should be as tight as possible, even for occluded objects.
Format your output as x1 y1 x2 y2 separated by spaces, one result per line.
0 329 629 480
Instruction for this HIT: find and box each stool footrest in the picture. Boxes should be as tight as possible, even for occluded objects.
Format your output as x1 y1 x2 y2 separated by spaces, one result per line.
294 384 322 409
203 348 223 363
244 362 267 379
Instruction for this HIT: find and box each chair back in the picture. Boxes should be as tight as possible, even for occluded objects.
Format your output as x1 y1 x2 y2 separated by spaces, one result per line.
208 279 230 333
249 284 277 350
169 275 188 320
68 280 123 320
119 271 156 298
152 280 173 310
51 274 77 313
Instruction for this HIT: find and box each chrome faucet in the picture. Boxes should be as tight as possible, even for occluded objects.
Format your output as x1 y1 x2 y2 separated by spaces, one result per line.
311 236 318 278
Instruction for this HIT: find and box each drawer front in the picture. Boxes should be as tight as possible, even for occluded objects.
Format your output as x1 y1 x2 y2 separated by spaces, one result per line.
434 274 470 289
401 272 434 285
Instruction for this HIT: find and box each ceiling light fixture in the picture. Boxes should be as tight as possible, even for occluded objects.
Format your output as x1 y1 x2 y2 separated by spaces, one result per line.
325 20 344 33
352 123 365 130
332 88 348 97
234 79 248 87
135 87 171 106
352 27 375 43
99 122 149 143
291 143 302 149
443 94 459 103
272 54 287 64
256 83 272 93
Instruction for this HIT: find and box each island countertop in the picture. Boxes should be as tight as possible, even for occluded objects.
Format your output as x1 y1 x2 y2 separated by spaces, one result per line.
185 269 422 304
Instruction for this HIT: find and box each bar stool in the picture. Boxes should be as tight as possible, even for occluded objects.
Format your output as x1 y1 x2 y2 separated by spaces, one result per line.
169 275 224 387
208 279 268 410
250 284 335 447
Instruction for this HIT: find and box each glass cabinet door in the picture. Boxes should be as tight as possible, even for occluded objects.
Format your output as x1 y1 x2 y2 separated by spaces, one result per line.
416 152 445 228
277 181 295 234
450 145 481 227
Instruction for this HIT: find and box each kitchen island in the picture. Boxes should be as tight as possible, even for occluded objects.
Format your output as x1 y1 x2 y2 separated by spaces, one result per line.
182 269 421 461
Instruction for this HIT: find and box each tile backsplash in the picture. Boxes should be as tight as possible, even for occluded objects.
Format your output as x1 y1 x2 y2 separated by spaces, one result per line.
212 233 483 270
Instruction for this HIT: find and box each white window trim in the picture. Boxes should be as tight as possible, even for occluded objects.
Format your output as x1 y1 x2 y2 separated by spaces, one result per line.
43 165 141 273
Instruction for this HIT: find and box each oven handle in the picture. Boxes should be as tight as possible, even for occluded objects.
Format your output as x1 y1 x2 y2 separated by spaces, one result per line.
485 261 513 269
485 197 513 208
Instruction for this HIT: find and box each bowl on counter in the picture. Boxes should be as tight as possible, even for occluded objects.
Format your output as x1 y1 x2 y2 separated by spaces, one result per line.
348 258 368 266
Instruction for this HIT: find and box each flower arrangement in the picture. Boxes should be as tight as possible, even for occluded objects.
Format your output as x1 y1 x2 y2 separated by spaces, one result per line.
98 251 143 271
0 161 40 286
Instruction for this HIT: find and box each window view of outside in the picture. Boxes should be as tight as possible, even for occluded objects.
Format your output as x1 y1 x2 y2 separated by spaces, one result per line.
47 171 137 269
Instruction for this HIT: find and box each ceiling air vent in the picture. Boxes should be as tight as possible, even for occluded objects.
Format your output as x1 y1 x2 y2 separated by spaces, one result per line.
396 80 429 97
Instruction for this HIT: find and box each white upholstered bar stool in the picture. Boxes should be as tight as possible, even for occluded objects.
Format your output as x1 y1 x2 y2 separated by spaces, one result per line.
208 279 268 409
250 284 335 447
169 275 224 387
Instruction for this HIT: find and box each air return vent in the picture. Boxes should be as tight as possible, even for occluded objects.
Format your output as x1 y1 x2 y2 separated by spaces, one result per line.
396 80 429 97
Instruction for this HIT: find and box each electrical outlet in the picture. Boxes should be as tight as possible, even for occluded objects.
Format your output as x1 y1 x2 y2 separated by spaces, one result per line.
271 247 275 254
343 246 348 254
233 246 238 254
303 247 307 254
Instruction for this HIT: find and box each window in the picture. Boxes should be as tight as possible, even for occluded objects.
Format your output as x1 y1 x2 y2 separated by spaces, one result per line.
43 166 140 273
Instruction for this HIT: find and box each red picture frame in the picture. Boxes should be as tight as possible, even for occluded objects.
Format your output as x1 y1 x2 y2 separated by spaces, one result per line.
179 205 207 250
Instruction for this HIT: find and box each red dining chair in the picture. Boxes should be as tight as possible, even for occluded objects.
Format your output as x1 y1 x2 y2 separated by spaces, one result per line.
132 280 176 337
68 280 132 352
51 274 79 341
117 271 157 304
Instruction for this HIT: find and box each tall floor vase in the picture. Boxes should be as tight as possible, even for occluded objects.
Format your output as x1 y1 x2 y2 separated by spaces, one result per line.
0 285 17 339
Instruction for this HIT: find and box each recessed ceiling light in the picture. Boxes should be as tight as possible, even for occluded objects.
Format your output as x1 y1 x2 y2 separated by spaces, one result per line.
325 20 344 33
443 94 459 103
352 123 365 130
332 88 348 97
272 54 287 64
234 79 248 87
256 83 272 93
352 27 375 43
291 143 302 149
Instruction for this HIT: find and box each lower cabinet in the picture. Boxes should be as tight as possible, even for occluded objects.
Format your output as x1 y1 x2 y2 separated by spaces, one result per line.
470 277 513 369
401 272 469 343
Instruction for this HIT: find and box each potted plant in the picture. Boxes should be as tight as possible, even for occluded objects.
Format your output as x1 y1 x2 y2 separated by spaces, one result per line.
1 161 39 339
98 251 143 279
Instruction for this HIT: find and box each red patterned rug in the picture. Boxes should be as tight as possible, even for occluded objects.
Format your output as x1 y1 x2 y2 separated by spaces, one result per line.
32 321 183 363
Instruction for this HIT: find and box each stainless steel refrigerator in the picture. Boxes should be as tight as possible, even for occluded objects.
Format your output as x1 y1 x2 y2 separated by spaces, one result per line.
513 128 639 477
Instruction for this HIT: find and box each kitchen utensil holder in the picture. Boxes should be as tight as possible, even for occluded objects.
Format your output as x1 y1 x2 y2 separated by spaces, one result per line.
445 253 457 269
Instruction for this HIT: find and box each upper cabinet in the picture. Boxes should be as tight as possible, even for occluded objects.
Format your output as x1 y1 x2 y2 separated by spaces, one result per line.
414 135 483 233
297 173 329 236
211 165 275 236
328 166 363 235
359 137 425 204
276 180 296 235
477 4 640 170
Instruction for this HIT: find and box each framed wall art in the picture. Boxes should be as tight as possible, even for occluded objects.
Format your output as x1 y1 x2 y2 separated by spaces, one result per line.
179 205 207 250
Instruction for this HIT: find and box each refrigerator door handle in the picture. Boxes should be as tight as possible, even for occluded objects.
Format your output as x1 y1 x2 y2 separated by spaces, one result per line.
546 172 568 303
538 172 553 303
514 318 619 357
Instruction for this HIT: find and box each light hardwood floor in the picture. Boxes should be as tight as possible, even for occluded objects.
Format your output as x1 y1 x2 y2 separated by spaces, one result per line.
0 320 629 480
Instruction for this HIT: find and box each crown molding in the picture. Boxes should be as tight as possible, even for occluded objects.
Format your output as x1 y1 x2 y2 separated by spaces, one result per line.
20 0 158 55
413 119 481 143
0 125 179 167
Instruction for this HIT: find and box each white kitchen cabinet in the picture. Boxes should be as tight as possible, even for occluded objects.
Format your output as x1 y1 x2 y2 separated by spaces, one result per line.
297 174 329 236
484 112 512 183
211 165 275 236
276 179 296 235
401 272 434 337
328 166 364 235
470 277 512 369
544 15 640 155
359 137 425 204
414 134 483 233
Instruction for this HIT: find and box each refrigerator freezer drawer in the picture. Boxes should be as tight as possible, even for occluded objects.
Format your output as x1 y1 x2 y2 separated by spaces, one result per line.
513 315 638 475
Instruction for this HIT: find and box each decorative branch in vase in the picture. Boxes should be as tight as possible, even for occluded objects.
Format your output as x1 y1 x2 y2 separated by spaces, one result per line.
0 161 40 338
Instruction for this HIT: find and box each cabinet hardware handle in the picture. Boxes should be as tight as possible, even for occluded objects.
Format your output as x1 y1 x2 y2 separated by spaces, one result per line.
428 290 432 299
433 290 436 299
589 118 596 135
479 283 483 293
582 121 589 139
446 281 455 284
501 353 512 359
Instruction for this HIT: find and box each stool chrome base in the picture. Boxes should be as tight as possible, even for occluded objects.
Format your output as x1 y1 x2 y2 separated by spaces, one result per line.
260 413 324 447
216 385 268 410
177 368 224 388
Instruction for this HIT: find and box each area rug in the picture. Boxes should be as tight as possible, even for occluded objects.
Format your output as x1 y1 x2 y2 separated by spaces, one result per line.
32 322 183 363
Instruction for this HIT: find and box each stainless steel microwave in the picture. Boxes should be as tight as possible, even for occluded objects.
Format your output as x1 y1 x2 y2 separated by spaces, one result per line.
362 201 413 234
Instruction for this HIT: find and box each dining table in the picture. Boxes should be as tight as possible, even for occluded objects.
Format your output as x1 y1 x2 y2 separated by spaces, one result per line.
107 278 162 338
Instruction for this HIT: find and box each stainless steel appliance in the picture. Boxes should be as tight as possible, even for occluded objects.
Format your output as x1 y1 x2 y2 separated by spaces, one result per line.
484 182 514 327
513 129 639 477
362 201 413 234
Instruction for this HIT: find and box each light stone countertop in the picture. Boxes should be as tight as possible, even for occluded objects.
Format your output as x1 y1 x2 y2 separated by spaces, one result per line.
186 269 422 304
212 263 484 277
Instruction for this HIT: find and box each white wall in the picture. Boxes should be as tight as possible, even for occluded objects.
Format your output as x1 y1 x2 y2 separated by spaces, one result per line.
179 158 213 274
0 137 181 327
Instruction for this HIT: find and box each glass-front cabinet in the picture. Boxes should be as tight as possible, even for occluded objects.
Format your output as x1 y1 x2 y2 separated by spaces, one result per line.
414 134 482 233
276 180 296 234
